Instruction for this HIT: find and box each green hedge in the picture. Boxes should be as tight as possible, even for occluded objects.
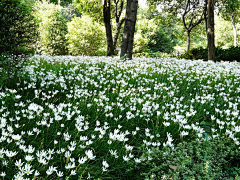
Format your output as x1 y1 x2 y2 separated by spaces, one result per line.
66 15 106 56
179 46 240 62
140 136 239 179
34 1 69 55
0 0 38 55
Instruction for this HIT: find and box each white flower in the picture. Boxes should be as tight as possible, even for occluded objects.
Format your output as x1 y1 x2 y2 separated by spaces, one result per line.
25 155 34 162
15 159 24 168
180 131 189 136
5 150 18 157
34 170 40 176
65 151 71 158
68 146 75 151
125 144 133 151
85 149 96 160
56 171 64 177
24 163 34 175
11 134 22 141
235 126 240 132
102 160 109 168
70 170 76 175
78 157 87 164
129 153 134 158
2 160 8 166
0 172 6 177
123 155 130 161
37 156 47 165
46 165 57 175
65 162 75 169
163 121 170 126
134 158 141 163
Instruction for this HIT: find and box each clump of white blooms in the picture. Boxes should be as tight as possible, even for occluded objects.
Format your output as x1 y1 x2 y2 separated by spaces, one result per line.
1 55 240 178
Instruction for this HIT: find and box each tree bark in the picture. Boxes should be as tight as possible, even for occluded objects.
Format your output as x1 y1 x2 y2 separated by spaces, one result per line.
182 0 204 51
103 0 115 56
113 0 125 53
204 0 208 32
120 0 138 60
231 15 237 47
113 18 125 51
186 30 191 51
207 0 215 61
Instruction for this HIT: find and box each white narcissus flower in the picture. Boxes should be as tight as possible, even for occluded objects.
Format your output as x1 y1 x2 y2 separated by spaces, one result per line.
15 159 24 168
102 160 109 168
25 155 34 162
78 157 87 164
85 149 96 160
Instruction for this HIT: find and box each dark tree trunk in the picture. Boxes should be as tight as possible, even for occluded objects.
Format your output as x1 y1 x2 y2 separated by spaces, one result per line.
204 0 208 32
231 15 237 47
120 0 138 60
207 0 215 61
186 30 191 51
113 0 125 53
103 0 114 56
113 18 125 51
182 0 204 51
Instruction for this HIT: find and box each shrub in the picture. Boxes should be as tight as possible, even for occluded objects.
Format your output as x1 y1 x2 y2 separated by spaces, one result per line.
0 54 30 88
34 0 69 55
134 17 178 55
0 0 37 86
0 0 38 55
179 46 240 62
66 15 106 56
140 136 239 179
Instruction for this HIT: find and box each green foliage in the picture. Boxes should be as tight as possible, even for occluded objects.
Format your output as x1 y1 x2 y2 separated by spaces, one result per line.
62 3 82 22
0 0 36 87
0 54 29 88
215 16 234 48
66 15 106 56
73 0 103 23
179 47 208 60
0 0 38 55
179 46 240 62
141 136 239 179
218 0 240 22
34 0 69 55
134 14 179 57
48 0 72 6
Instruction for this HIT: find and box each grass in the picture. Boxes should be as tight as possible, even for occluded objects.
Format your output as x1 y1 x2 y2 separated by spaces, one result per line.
0 55 240 179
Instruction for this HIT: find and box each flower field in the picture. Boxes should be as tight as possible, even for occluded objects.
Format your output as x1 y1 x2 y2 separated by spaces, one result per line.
1 55 240 179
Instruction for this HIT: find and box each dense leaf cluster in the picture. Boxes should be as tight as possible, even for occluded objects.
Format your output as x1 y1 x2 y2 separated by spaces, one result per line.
0 0 38 55
179 46 240 62
140 136 239 179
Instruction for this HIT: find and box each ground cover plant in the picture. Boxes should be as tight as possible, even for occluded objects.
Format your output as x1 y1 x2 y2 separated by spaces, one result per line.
1 55 240 179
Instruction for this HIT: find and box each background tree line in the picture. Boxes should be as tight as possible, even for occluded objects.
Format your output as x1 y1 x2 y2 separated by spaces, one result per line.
1 0 240 60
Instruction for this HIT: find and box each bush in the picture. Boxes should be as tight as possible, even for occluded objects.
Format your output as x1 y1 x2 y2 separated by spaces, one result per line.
34 0 69 55
140 136 239 179
179 46 240 62
0 54 30 88
179 47 208 60
0 0 36 86
0 0 38 55
66 15 106 56
134 17 178 55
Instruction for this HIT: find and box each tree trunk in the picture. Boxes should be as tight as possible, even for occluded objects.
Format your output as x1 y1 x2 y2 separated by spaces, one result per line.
103 0 115 56
207 0 215 61
113 18 125 52
231 15 237 47
182 0 204 52
186 30 191 51
204 0 208 32
120 0 138 60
